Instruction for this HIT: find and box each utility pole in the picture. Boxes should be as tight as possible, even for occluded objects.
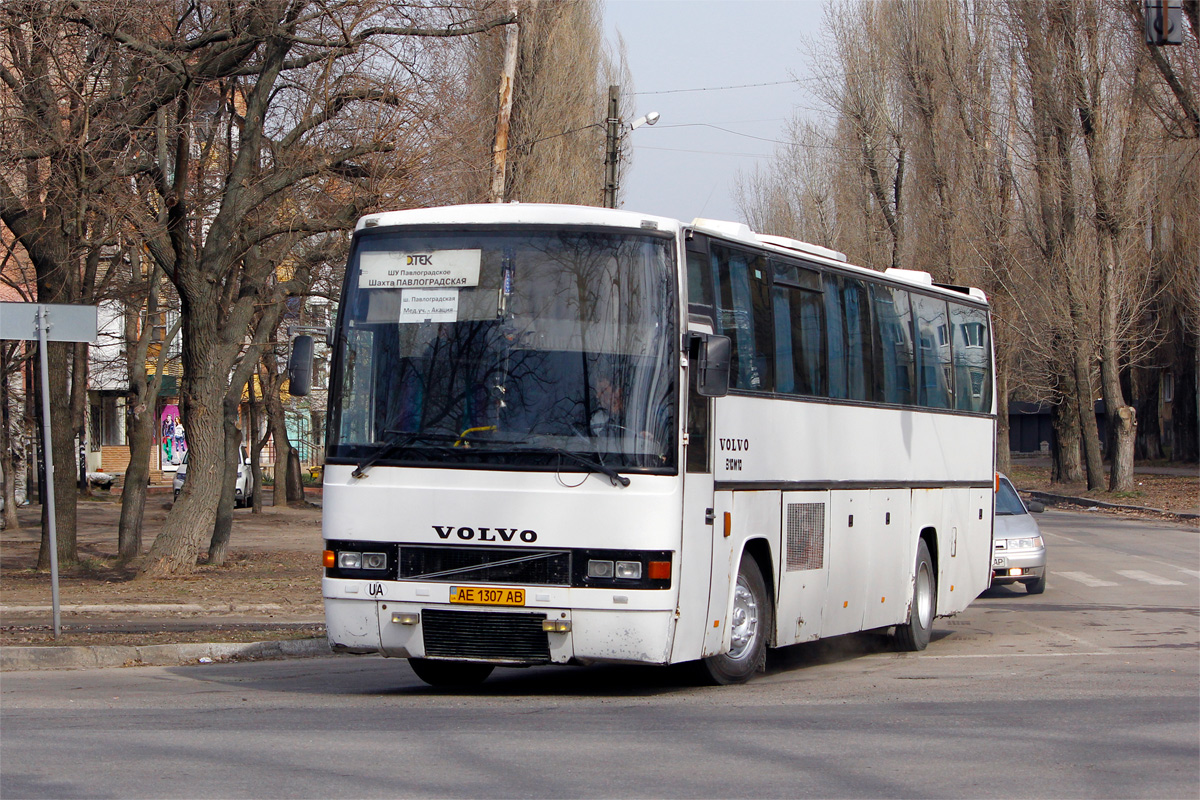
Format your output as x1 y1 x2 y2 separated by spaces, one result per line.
602 84 620 208
490 2 521 203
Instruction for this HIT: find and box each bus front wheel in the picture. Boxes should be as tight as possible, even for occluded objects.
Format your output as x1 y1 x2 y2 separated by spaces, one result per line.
700 552 771 685
895 539 935 651
408 658 494 688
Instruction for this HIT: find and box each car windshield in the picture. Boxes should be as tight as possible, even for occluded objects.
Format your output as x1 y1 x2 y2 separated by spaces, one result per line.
327 227 678 473
995 478 1026 516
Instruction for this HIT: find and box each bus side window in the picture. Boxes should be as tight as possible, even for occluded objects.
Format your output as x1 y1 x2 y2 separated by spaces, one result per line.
842 276 875 402
713 244 774 392
871 283 915 405
824 274 848 399
950 303 992 412
686 338 711 474
773 260 825 396
686 247 714 316
912 294 953 408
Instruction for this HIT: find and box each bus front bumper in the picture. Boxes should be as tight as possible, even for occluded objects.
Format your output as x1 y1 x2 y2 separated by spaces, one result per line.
325 596 676 666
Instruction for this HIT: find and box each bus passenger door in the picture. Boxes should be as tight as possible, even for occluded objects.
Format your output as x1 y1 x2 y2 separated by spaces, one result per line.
777 491 830 645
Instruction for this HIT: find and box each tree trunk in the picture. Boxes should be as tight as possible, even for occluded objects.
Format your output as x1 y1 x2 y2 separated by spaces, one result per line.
1072 341 1105 490
996 362 1011 475
248 374 264 514
1 344 21 531
287 450 305 505
1051 368 1085 483
207 390 244 566
118 397 156 562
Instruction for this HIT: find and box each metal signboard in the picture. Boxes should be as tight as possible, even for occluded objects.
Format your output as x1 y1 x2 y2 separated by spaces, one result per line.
0 302 99 343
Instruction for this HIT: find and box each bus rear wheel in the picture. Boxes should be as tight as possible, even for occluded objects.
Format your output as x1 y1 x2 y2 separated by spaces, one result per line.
408 658 494 688
700 552 771 685
895 539 935 651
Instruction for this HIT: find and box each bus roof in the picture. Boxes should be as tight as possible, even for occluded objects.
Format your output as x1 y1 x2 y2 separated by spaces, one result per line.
356 203 682 235
354 204 987 304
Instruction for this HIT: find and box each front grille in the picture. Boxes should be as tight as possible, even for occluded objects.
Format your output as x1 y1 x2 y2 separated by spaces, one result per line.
399 546 570 585
422 609 550 663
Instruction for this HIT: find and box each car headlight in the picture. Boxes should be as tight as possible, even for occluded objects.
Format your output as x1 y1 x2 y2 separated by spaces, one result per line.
1005 536 1043 550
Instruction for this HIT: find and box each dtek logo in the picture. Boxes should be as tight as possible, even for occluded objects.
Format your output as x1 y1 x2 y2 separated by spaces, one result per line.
405 254 433 266
432 525 538 543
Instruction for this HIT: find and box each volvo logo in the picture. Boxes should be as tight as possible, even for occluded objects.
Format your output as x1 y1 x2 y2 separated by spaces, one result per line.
432 525 538 543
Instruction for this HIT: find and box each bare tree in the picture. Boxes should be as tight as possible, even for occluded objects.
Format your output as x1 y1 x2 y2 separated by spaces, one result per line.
109 1 515 576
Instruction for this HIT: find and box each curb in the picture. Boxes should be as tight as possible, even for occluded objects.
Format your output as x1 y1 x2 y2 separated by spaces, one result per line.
0 603 290 615
1025 490 1199 522
1 637 333 672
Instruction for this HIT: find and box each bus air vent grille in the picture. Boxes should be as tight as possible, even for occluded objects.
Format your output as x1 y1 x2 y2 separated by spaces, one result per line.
786 503 825 571
422 609 551 663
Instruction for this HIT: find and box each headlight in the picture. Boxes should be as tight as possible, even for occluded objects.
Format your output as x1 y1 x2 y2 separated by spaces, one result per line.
1006 536 1043 550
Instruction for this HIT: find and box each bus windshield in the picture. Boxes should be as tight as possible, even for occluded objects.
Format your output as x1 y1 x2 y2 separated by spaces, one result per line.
328 227 678 474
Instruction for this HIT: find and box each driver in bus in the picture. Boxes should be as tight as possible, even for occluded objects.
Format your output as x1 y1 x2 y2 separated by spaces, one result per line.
590 375 626 436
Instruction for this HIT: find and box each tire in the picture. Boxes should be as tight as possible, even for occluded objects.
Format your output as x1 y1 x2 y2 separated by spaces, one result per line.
1024 572 1047 594
700 552 772 685
408 658 495 688
895 538 936 652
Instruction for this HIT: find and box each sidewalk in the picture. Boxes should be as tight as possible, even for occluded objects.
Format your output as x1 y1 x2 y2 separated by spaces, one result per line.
1 491 330 671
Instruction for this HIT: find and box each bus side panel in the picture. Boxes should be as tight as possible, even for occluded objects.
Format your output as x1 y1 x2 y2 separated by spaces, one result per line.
702 490 779 656
776 491 831 645
911 487 991 617
936 486 994 613
820 490 875 639
702 490 736 657
862 488 913 630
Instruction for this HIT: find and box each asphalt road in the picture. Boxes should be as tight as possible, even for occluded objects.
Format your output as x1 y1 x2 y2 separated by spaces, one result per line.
2 510 1196 799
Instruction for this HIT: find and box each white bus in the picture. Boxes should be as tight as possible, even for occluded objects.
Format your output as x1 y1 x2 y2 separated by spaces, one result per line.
292 203 996 686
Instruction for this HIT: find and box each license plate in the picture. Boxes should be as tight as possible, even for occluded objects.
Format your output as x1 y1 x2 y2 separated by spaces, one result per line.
993 556 1006 568
449 586 525 606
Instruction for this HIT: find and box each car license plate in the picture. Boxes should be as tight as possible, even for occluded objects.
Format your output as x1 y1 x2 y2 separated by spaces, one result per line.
993 556 1006 568
449 586 525 606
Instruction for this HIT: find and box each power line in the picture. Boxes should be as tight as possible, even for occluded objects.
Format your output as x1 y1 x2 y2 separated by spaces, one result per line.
634 79 803 95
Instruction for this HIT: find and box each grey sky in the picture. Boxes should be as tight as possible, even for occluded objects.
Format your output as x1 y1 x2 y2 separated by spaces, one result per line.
605 0 826 226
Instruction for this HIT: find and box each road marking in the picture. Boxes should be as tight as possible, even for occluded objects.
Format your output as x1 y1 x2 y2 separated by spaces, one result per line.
1116 570 1185 586
1057 571 1118 587
1179 569 1200 579
915 652 1115 659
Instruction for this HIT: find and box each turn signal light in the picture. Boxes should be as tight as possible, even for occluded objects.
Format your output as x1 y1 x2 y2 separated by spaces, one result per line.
322 550 336 568
647 561 671 580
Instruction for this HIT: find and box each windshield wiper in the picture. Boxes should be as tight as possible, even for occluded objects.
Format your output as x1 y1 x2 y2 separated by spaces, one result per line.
353 433 631 488
551 447 630 488
351 431 464 478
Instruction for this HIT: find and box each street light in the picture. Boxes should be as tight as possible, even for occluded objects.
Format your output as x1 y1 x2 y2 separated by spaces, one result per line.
603 85 659 208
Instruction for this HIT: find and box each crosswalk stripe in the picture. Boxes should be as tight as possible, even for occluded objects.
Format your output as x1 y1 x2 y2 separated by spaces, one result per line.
1058 571 1118 587
1116 569 1185 586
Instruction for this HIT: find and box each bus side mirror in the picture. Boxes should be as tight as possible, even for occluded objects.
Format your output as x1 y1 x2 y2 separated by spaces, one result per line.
288 335 314 397
691 333 731 398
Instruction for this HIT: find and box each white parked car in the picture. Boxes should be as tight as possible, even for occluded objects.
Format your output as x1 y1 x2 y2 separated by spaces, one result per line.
992 473 1047 593
173 446 254 507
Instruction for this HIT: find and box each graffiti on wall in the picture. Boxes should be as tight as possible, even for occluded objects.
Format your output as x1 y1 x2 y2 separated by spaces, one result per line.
160 404 188 466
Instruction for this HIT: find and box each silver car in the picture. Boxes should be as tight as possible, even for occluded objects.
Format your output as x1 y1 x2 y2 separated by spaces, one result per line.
173 446 254 507
992 473 1047 594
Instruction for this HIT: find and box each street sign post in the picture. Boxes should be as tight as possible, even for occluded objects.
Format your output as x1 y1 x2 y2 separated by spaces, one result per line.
0 303 98 638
